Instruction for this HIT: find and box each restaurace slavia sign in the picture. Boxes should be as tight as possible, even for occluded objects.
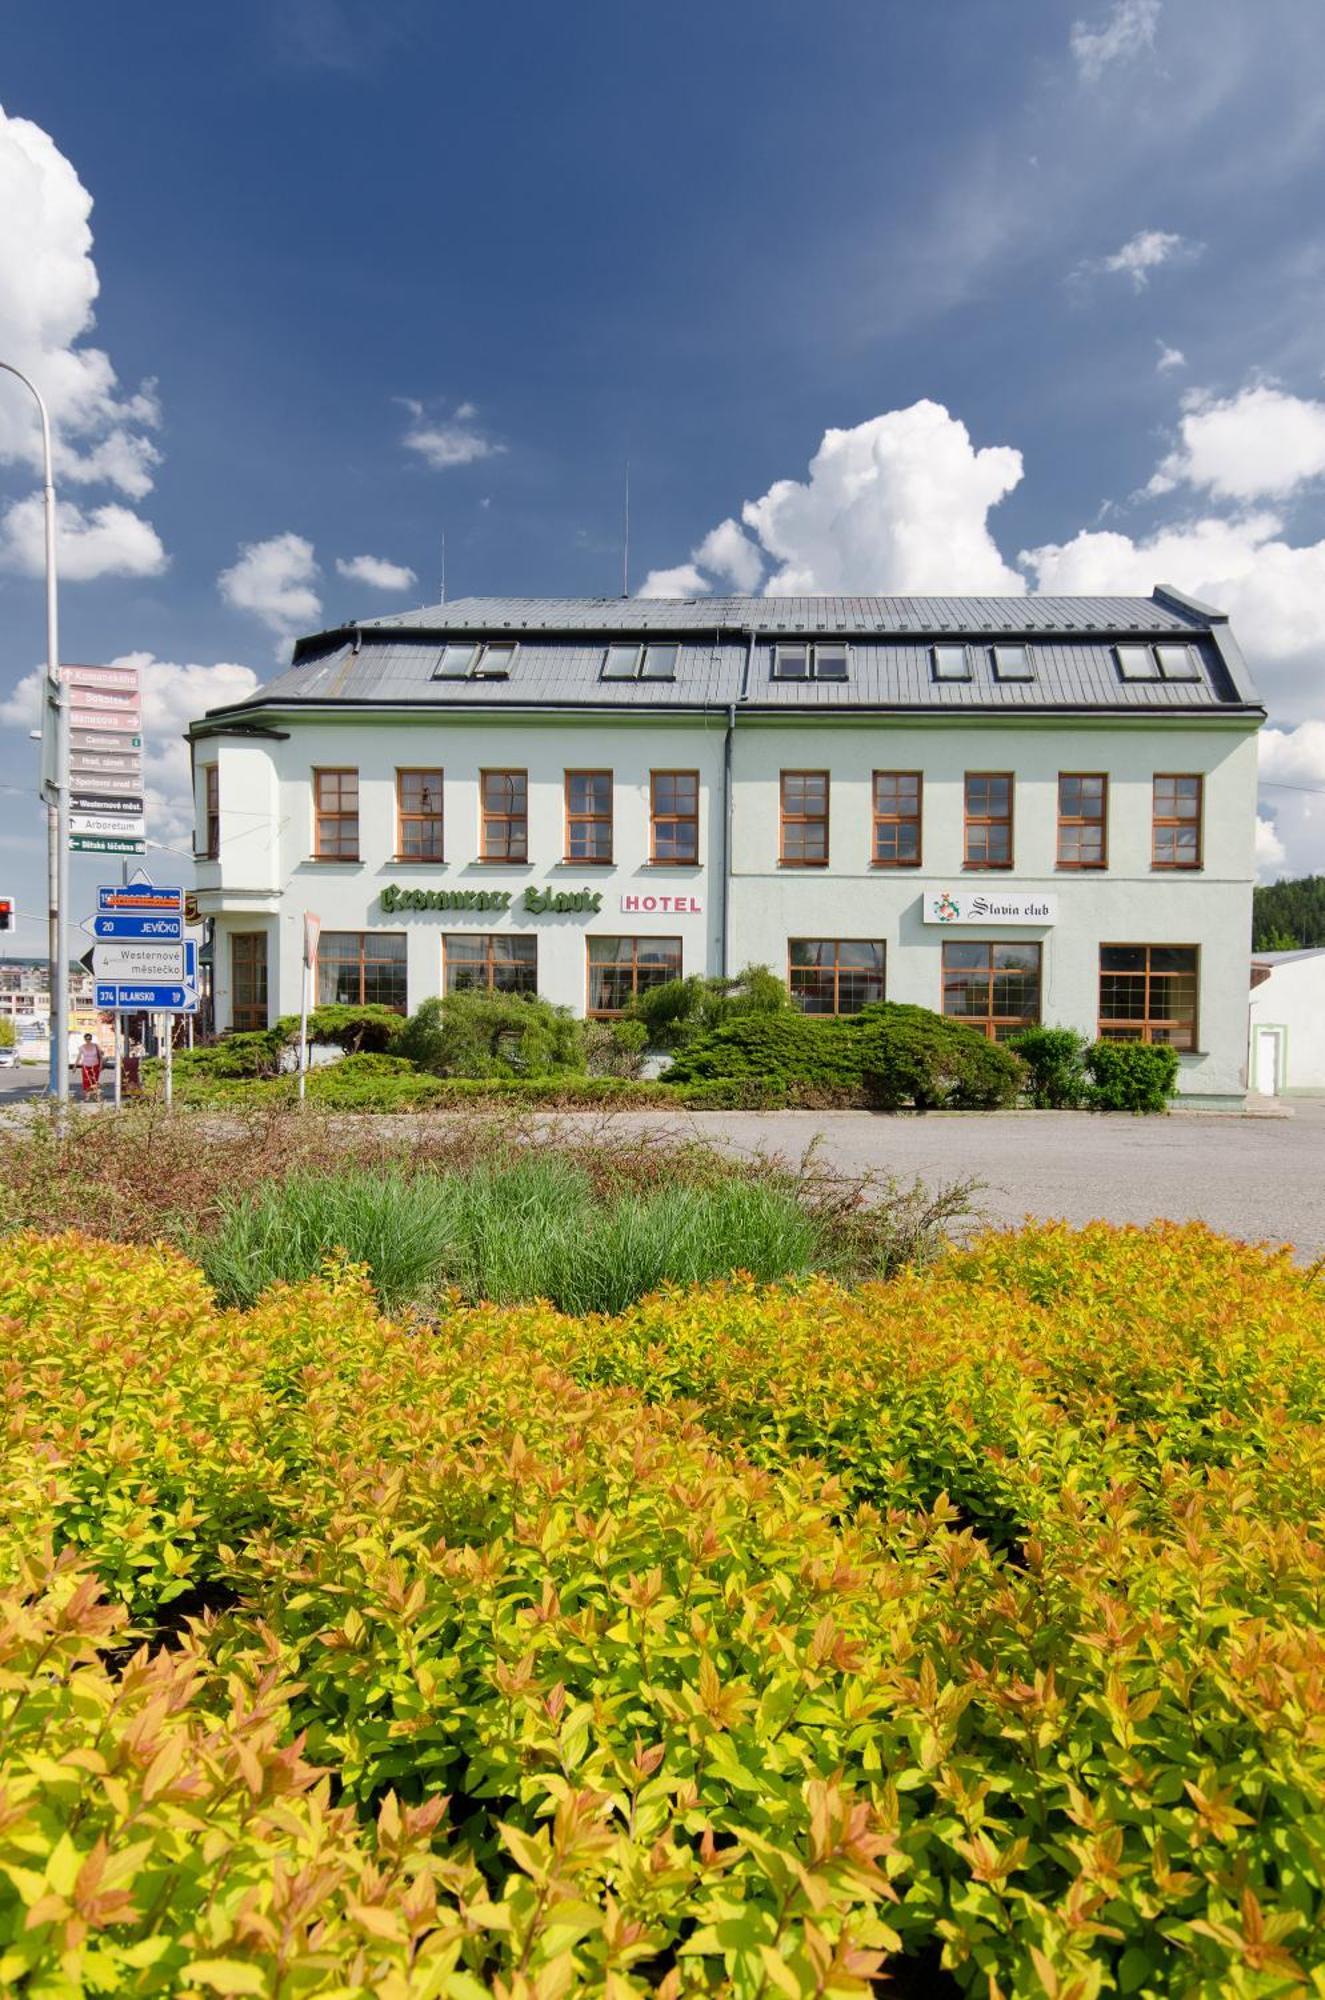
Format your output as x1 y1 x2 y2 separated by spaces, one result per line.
923 892 1058 925
380 884 705 918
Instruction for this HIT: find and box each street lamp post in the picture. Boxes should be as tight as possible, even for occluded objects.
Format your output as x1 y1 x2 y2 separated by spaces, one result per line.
0 362 68 1106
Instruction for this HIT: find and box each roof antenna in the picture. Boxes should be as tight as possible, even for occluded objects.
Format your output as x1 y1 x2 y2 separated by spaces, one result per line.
622 459 630 598
440 531 447 606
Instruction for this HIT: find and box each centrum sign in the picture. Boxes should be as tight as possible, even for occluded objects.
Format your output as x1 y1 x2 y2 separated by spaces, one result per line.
381 884 604 915
923 891 1057 925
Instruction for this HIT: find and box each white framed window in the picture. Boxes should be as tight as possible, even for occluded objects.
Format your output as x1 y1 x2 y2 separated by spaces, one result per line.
932 643 971 682
1155 643 1200 681
1115 644 1156 681
991 644 1034 681
601 642 678 682
772 643 851 682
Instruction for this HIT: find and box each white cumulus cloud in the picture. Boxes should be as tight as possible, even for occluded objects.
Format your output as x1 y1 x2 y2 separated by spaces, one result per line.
335 553 417 591
1155 342 1186 374
1070 0 1160 82
742 403 1025 597
218 532 321 656
1149 384 1325 502
400 397 505 469
0 105 167 572
636 562 710 599
1254 813 1287 878
1257 722 1325 880
0 493 166 580
1 651 259 847
695 518 764 592
1099 229 1192 289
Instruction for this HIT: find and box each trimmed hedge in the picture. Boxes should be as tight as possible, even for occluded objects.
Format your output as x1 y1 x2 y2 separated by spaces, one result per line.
1086 1037 1181 1112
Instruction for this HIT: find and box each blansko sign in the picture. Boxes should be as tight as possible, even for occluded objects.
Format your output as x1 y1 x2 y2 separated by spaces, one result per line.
923 891 1058 925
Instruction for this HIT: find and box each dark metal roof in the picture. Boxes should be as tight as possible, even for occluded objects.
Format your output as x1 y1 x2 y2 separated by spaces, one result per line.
198 588 1263 727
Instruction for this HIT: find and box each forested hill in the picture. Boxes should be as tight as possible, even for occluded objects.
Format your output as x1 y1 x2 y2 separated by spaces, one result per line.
1253 875 1325 951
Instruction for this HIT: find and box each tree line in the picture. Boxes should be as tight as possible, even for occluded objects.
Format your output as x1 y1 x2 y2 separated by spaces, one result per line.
1253 874 1325 951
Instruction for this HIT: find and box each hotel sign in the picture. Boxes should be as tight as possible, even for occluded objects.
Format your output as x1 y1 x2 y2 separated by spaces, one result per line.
923 891 1057 926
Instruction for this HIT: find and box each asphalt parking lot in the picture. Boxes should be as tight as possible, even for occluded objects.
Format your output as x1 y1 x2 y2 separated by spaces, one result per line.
609 1099 1325 1260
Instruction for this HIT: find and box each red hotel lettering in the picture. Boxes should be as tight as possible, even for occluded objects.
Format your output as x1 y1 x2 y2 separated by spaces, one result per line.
621 893 701 914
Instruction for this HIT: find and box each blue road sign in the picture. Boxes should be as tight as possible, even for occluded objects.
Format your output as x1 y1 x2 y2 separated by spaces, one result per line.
96 983 198 1012
92 914 183 941
97 883 183 914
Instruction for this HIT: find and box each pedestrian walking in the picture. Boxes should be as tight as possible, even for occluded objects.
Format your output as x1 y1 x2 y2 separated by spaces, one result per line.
76 1033 103 1101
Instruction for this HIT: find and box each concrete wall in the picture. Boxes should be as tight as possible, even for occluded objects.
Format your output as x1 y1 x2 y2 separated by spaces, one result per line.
195 707 1259 1100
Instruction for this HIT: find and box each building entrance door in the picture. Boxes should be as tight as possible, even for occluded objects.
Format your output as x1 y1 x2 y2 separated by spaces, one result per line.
1253 1025 1283 1096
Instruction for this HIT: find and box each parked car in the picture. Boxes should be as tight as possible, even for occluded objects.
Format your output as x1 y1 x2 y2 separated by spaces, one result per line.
0 1049 15 1068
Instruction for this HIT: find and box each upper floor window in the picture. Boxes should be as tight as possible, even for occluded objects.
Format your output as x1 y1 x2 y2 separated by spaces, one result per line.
481 769 528 861
432 640 519 681
650 770 699 863
1154 643 1200 682
203 765 219 859
1057 773 1107 869
1114 642 1202 684
601 643 678 681
772 643 850 682
313 768 359 860
1152 774 1203 869
872 772 922 866
565 770 613 862
397 769 444 861
932 644 971 682
964 772 1013 869
780 771 829 866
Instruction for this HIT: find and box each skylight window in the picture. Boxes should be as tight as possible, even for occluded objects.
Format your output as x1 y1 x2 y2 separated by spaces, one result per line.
932 644 971 682
601 644 642 680
601 642 677 681
772 643 850 681
1155 643 1200 682
773 644 810 681
1114 644 1156 682
992 645 1034 681
473 641 518 678
432 643 478 680
639 644 678 681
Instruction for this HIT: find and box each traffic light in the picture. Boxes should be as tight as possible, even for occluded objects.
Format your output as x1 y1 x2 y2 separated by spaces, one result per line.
0 897 12 933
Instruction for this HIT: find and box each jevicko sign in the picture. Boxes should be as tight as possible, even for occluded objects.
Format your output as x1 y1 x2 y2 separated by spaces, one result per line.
923 891 1057 926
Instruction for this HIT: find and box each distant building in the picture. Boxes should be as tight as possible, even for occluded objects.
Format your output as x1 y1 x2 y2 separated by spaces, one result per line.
1248 949 1325 1095
188 586 1264 1106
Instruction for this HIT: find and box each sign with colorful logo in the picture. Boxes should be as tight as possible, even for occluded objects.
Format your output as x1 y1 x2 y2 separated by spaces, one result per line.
923 891 1057 925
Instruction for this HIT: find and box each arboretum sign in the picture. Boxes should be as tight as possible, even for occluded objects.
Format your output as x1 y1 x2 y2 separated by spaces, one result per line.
380 883 604 916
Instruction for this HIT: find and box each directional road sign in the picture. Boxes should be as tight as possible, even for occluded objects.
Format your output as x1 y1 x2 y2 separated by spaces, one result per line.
91 914 183 941
96 983 199 1012
72 834 146 856
92 941 186 981
98 884 184 914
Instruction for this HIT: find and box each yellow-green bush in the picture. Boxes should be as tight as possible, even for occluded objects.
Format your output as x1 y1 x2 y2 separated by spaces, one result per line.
1 1226 1323 1996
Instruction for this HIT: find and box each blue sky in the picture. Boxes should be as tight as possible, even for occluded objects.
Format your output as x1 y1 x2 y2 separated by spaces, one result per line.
2 0 1325 950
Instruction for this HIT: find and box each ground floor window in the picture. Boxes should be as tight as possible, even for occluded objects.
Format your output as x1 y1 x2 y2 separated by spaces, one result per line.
444 933 538 995
316 931 407 1012
788 939 885 1014
587 936 681 1015
942 941 1041 1041
230 931 268 1032
1098 944 1198 1049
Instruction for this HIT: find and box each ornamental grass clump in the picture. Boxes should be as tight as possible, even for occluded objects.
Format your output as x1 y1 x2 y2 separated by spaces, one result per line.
2 1222 1324 1995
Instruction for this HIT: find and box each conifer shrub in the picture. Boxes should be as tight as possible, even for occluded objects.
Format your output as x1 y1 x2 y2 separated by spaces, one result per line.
395 989 585 1079
1007 1025 1091 1108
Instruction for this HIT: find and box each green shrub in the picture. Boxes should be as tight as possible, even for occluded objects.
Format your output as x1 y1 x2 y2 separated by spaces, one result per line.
1007 1024 1091 1108
170 1028 289 1079
626 962 790 1050
304 1051 446 1109
665 1002 1022 1110
395 989 584 1078
581 1016 649 1077
856 1003 1023 1110
275 1003 403 1053
1086 1037 1180 1112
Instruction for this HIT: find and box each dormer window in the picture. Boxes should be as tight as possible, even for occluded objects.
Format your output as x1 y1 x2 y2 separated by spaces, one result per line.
600 643 678 681
992 645 1034 681
932 644 971 682
1115 644 1155 681
772 643 851 681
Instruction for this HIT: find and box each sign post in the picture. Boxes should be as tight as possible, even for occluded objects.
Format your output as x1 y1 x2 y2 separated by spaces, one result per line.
88 883 195 1108
298 913 320 1106
163 1014 173 1110
64 665 144 858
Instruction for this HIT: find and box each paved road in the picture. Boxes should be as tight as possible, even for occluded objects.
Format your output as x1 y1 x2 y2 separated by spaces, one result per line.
604 1100 1325 1260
